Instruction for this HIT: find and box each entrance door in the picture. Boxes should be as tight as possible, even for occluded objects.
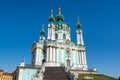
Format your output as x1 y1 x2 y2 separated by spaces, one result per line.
42 59 46 64
67 59 70 67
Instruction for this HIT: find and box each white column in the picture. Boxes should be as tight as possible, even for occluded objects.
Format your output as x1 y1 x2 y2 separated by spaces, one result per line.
83 51 87 65
53 48 55 61
52 28 55 40
72 50 76 69
81 51 83 64
61 49 64 63
77 33 80 44
57 48 59 66
75 50 77 68
53 48 55 66
50 47 52 61
80 31 84 45
46 47 49 61
18 69 23 80
79 51 82 65
78 51 80 64
66 33 70 40
48 28 51 39
77 51 80 68
55 48 57 66
55 48 57 62
73 51 76 64
82 51 85 64
50 28 52 39
51 28 53 40
78 51 79 64
76 51 79 68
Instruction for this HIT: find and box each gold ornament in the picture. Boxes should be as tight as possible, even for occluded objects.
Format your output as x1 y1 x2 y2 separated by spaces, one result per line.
66 39 70 45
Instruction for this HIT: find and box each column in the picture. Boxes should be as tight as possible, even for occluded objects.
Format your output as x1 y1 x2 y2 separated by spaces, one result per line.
79 51 82 65
77 51 80 68
81 51 83 64
46 47 49 61
75 50 77 68
61 48 64 63
48 28 51 39
76 51 79 69
50 47 52 62
55 48 57 62
57 48 59 66
80 31 84 45
52 28 55 40
82 51 85 64
72 51 75 64
73 50 76 68
53 47 55 66
55 48 57 66
18 69 23 80
78 51 80 64
53 48 55 61
77 33 80 44
83 51 87 65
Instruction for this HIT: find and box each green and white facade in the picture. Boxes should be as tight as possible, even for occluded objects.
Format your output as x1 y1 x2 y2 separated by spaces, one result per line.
14 7 88 80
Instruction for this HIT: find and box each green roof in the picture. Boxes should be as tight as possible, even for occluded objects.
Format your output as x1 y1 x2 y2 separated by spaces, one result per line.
48 9 54 22
55 7 64 21
40 24 45 34
76 17 82 30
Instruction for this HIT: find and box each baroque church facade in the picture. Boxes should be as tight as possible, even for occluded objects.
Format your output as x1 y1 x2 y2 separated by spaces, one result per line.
13 7 93 80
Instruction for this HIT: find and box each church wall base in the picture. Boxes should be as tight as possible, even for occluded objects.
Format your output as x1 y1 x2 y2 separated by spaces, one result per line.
70 70 98 74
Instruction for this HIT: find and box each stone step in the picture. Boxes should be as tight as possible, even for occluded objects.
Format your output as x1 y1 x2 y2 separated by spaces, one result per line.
43 67 69 80
44 72 65 75
44 75 67 78
44 70 64 73
44 79 69 80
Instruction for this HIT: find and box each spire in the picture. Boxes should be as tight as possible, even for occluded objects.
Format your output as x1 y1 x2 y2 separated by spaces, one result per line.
50 9 53 16
76 17 82 29
55 7 64 21
48 9 54 22
40 24 45 35
58 7 61 15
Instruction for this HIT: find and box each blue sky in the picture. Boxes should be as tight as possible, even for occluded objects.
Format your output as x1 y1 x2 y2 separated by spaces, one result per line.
0 0 120 78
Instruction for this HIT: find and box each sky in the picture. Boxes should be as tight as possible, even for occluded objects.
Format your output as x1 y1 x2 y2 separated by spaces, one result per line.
0 0 120 78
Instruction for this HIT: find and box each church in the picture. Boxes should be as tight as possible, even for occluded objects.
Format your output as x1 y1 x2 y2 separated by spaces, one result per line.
13 7 96 80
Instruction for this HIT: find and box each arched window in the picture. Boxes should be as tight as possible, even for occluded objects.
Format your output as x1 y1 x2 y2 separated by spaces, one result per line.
55 33 58 39
63 34 66 39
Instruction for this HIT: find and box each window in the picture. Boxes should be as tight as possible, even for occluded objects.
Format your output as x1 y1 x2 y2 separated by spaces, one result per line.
63 34 66 39
67 59 70 67
55 33 58 39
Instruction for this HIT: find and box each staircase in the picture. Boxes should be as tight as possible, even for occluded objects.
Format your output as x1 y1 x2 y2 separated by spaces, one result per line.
43 67 70 80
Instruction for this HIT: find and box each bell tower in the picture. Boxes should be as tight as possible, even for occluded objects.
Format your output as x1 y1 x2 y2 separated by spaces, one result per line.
76 17 84 45
31 25 45 66
48 9 55 40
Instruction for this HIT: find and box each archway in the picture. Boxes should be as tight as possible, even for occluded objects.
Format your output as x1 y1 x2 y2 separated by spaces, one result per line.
67 59 70 67
42 59 46 64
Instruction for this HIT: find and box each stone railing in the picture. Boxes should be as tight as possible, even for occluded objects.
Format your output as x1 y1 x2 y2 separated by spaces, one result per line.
70 63 88 71
31 63 46 80
83 76 93 80
31 61 66 80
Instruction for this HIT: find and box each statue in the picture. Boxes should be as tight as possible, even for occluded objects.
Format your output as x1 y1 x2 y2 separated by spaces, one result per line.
31 70 43 80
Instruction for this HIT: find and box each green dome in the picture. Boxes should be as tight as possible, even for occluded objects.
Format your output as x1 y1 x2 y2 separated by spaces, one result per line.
40 24 45 34
76 17 82 30
55 7 64 21
48 9 54 22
